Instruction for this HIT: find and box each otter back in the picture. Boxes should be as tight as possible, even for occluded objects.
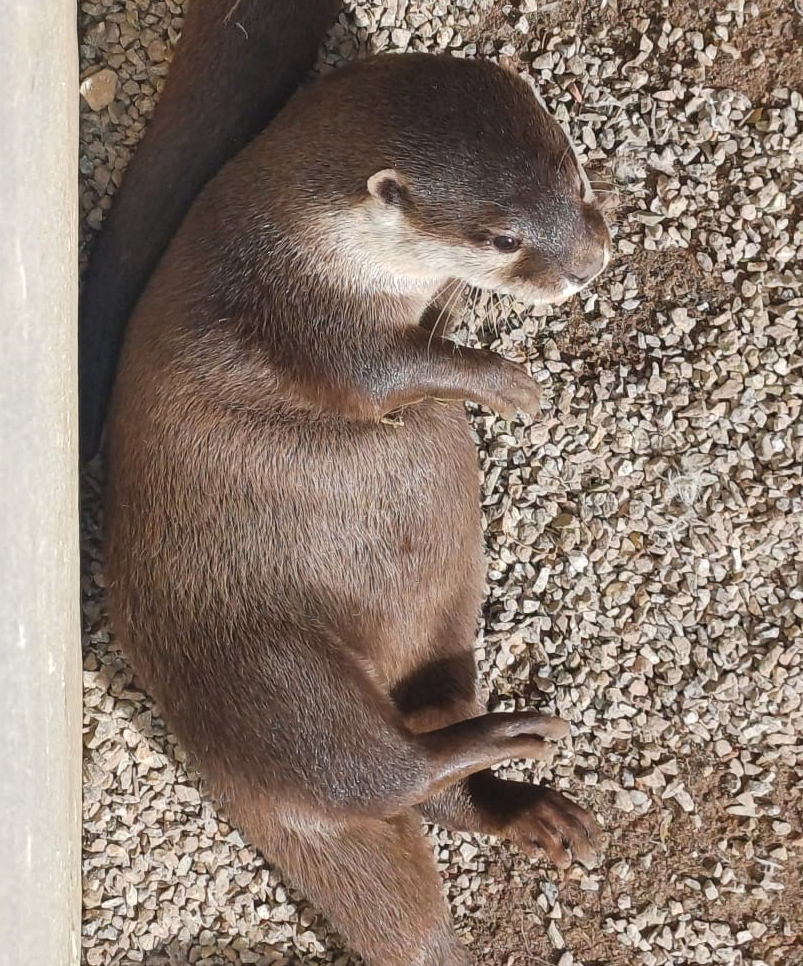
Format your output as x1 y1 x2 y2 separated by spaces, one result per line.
79 0 341 463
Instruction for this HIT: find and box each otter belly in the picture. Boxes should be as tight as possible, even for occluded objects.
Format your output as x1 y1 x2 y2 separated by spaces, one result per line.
107 397 484 693
266 402 485 682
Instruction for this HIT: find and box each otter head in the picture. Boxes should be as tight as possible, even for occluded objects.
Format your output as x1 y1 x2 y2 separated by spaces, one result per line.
347 56 611 304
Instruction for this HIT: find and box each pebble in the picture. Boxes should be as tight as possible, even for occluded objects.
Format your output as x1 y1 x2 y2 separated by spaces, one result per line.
79 67 118 111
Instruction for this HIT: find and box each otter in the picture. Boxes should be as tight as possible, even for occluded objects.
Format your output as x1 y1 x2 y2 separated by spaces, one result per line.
105 53 611 965
78 0 342 464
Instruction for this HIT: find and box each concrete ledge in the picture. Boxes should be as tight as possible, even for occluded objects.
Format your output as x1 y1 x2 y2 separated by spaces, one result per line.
0 3 81 966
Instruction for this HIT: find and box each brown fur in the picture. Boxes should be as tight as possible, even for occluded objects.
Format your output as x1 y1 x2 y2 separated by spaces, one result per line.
105 54 610 965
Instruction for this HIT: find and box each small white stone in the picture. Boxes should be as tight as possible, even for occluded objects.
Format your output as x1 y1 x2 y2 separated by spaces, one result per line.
391 27 411 48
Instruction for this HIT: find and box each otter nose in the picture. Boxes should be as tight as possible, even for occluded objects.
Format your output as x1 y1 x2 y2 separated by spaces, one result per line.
567 242 609 286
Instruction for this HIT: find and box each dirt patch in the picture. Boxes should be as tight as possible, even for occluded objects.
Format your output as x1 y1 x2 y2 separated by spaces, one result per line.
676 0 803 100
608 0 803 100
469 762 803 966
552 245 729 370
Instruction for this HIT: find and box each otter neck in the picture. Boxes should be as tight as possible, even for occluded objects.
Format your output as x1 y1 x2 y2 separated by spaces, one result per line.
260 203 446 327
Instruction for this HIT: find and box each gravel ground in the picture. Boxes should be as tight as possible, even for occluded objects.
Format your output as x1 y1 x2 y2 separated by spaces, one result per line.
79 1 803 964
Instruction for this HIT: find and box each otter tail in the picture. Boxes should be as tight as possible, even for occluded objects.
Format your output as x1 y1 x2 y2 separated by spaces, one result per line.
79 0 342 463
224 782 473 966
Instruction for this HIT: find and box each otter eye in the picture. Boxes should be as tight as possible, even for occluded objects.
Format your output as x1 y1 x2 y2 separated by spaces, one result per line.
492 235 521 253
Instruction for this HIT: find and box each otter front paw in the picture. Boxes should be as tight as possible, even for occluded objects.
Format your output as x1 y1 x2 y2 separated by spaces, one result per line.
499 782 602 869
491 361 542 418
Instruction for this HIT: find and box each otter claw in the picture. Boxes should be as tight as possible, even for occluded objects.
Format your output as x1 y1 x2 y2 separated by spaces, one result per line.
507 787 603 870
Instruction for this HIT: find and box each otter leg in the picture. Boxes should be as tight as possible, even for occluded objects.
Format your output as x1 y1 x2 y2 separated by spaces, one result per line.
223 790 473 966
378 326 541 418
291 321 539 418
187 631 570 821
415 709 569 799
393 649 602 869
311 325 541 420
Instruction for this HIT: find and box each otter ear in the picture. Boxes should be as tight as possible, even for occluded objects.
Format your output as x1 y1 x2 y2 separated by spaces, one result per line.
366 168 410 208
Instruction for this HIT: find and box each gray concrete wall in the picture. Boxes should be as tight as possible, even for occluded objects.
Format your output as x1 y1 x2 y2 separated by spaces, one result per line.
0 2 81 965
